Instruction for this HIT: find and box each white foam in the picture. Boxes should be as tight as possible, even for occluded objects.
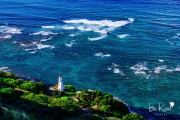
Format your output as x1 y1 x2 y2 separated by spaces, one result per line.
130 62 148 75
32 42 38 44
0 67 10 72
177 33 180 36
94 52 111 57
108 67 112 70
31 31 57 36
69 33 80 37
36 43 54 49
42 26 55 29
63 19 134 40
40 37 52 42
24 48 34 51
4 28 22 34
12 41 17 44
113 68 124 76
128 18 134 23
20 43 26 47
112 63 118 67
108 63 124 76
113 68 120 73
134 71 146 75
174 66 180 71
29 51 36 54
89 35 106 41
65 40 75 47
0 26 22 38
76 26 92 31
117 34 129 39
154 65 167 73
0 34 12 39
166 33 180 47
0 67 9 70
166 69 174 72
63 19 132 27
158 59 164 62
166 39 174 47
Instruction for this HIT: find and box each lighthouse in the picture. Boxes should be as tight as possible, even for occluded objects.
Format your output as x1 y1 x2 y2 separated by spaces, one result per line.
58 75 64 91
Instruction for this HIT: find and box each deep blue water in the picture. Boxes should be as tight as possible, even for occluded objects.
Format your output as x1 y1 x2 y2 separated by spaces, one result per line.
0 0 180 116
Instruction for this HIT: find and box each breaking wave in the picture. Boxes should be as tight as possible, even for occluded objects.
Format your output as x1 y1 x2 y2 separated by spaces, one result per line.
63 18 134 41
130 62 148 75
108 63 124 76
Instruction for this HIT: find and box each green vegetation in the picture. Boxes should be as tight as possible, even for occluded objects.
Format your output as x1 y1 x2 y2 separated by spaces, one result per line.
0 70 146 120
122 113 146 120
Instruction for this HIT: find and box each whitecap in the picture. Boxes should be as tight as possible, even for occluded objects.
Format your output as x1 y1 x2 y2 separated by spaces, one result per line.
94 52 111 57
128 18 134 23
69 33 80 37
154 65 167 73
117 34 129 39
134 71 146 75
0 34 12 39
88 35 106 41
36 43 54 49
0 26 22 36
4 28 22 34
42 26 55 29
0 67 10 72
30 51 36 54
166 69 174 72
24 48 34 51
113 68 120 73
76 26 92 31
0 67 9 70
166 33 180 47
108 63 124 76
112 63 118 67
31 31 57 36
65 40 75 47
40 37 52 42
108 67 112 70
32 42 38 44
113 68 124 76
158 59 164 62
177 33 180 36
130 62 148 75
20 43 26 47
174 66 180 71
63 19 131 27
63 19 134 40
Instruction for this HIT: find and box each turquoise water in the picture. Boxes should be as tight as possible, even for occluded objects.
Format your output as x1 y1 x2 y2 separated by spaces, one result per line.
0 0 180 116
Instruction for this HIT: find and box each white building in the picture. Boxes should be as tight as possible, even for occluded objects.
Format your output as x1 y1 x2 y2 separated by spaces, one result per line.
58 75 64 91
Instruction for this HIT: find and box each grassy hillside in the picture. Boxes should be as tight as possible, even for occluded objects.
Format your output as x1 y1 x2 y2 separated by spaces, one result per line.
0 70 145 120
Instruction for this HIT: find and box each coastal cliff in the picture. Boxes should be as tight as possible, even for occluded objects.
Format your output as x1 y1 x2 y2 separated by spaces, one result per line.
0 70 145 120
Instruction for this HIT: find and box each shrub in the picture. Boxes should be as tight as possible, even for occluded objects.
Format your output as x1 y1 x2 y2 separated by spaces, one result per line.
64 85 76 92
122 113 146 120
0 87 14 94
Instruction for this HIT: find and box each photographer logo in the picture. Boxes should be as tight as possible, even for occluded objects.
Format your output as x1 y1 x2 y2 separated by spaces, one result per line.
148 102 174 116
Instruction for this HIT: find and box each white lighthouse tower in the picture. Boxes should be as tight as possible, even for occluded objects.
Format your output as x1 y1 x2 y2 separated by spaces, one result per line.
58 75 64 91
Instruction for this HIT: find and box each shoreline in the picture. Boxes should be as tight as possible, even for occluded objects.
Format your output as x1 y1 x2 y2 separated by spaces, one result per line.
0 70 142 119
1 70 180 119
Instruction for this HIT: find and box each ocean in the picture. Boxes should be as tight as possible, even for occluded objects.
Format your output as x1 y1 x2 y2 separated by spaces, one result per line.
0 0 180 117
